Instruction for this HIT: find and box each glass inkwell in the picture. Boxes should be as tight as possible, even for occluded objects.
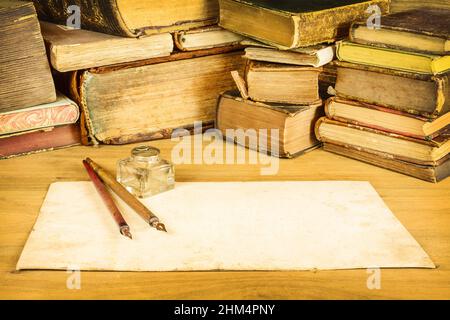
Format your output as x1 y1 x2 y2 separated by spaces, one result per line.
117 146 175 198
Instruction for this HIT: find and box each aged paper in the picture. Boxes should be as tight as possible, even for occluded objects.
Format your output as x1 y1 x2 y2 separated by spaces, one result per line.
17 181 435 271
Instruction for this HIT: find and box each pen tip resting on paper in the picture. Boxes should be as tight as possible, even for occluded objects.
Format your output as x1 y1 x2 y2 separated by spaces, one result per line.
156 223 167 232
120 226 133 239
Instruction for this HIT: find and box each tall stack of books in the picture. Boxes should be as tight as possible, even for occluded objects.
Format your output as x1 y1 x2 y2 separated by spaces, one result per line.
316 9 450 182
216 0 390 158
32 0 246 145
0 0 80 159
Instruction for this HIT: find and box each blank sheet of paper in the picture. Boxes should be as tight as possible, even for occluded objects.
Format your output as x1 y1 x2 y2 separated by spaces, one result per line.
17 181 434 271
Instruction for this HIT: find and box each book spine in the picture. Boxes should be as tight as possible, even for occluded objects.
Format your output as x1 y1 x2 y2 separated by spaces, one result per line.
32 0 135 37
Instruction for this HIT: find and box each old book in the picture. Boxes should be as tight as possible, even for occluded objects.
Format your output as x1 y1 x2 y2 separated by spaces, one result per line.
336 41 450 75
218 0 390 49
243 44 334 67
216 90 323 158
70 48 244 145
32 0 219 37
0 92 79 135
244 61 322 105
323 143 450 183
319 62 338 99
334 62 449 118
315 117 450 165
325 97 450 140
40 21 173 72
350 9 450 55
174 26 245 51
390 0 450 15
0 0 55 112
0 123 81 159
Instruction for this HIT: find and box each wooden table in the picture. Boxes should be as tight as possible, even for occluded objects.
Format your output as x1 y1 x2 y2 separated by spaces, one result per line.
0 140 449 299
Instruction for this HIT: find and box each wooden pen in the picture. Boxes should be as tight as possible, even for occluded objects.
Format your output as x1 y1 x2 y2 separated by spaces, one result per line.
82 159 132 239
85 157 167 232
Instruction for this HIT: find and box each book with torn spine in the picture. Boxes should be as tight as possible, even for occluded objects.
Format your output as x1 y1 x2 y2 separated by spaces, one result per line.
325 97 450 140
216 90 323 158
336 40 450 75
40 22 173 72
243 42 334 67
174 26 245 51
315 117 450 166
349 8 450 55
323 143 450 183
67 47 244 145
242 61 322 105
0 92 79 136
334 62 449 118
0 0 56 112
32 0 219 37
218 0 390 49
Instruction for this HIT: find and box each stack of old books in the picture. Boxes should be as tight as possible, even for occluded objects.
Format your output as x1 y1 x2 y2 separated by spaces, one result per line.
31 0 247 146
215 0 389 158
0 0 80 159
316 8 450 182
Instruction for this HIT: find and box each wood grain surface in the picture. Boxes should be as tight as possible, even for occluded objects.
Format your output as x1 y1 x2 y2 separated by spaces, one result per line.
0 139 449 299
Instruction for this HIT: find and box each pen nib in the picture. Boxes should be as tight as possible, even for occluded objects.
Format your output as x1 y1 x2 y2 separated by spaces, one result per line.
121 226 133 239
156 223 167 232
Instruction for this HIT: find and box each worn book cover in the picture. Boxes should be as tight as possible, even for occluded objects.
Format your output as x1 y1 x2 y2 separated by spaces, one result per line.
219 0 390 48
174 26 245 51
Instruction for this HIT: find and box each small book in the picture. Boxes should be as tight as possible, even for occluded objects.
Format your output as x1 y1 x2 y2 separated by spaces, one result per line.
243 41 334 67
33 0 219 37
0 124 81 160
334 62 449 118
216 90 323 158
64 47 244 145
0 92 79 136
40 22 173 72
349 8 450 55
323 143 450 183
218 0 390 48
336 40 450 75
315 117 450 166
325 97 450 140
174 26 245 51
0 0 55 112
243 61 322 105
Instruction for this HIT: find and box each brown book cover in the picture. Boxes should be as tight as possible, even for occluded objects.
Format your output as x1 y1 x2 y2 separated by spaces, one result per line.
68 46 245 145
350 8 450 54
334 61 449 118
32 0 218 37
0 0 56 112
216 90 323 158
0 124 81 159
323 142 450 183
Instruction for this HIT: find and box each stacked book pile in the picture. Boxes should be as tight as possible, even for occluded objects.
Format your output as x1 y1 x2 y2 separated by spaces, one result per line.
28 0 247 146
216 0 389 157
316 9 450 182
0 1 80 159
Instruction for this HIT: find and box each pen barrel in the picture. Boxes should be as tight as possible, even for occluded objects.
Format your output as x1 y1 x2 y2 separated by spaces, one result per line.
82 160 129 229
86 158 156 224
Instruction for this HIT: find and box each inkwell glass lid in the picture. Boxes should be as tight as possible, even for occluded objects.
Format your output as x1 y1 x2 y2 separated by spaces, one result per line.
131 145 160 162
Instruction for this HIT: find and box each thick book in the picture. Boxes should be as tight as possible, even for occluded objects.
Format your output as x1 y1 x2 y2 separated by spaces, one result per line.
40 22 173 72
0 0 56 112
68 47 244 145
32 0 219 37
336 40 450 75
0 92 79 135
323 143 450 183
349 8 450 55
315 117 450 166
0 123 81 160
216 90 323 158
174 26 245 51
325 97 450 140
334 62 449 118
242 39 334 67
243 60 322 105
218 0 390 48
